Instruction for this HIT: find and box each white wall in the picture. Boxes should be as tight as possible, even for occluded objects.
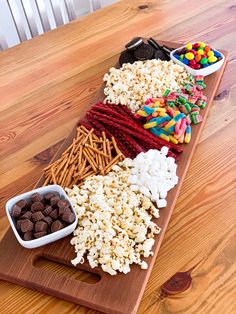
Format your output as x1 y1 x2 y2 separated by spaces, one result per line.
0 0 117 49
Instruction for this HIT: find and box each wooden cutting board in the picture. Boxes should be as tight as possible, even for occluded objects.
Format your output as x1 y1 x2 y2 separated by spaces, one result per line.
0 41 228 314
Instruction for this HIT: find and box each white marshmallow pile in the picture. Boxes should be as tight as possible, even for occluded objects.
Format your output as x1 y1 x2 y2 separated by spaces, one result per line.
66 160 161 276
103 59 191 112
128 147 178 208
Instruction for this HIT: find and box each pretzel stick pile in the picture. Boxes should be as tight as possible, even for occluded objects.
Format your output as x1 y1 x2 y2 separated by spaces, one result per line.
43 126 124 188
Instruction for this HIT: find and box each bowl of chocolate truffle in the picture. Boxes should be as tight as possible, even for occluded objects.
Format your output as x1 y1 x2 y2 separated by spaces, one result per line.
6 185 77 249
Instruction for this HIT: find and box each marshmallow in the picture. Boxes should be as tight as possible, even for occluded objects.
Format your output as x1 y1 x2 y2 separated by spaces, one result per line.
125 148 178 208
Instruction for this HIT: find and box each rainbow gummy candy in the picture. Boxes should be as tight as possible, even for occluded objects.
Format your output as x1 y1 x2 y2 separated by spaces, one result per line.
135 76 207 145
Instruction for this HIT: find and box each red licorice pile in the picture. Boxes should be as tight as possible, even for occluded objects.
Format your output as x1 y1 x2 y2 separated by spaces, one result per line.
80 102 183 159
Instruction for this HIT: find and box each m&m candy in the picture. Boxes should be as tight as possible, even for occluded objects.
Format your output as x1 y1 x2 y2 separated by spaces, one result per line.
207 51 214 57
193 43 200 49
185 52 194 60
199 42 206 48
189 60 196 66
182 58 189 65
195 54 201 63
208 56 217 63
197 49 204 55
213 50 221 58
200 57 208 65
186 42 192 50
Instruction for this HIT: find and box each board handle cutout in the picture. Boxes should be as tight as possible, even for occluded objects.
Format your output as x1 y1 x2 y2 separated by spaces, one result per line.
21 254 107 309
34 256 101 284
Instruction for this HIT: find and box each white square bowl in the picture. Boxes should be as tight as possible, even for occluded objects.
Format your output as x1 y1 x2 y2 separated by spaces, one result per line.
170 44 225 76
6 185 78 249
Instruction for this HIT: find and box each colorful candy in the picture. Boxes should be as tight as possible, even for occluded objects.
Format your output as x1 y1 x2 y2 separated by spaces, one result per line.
185 52 194 60
199 41 206 48
208 56 217 63
197 49 204 56
186 42 192 50
200 57 208 65
163 89 171 97
173 41 222 70
184 125 191 143
135 77 207 144
213 50 221 58
207 51 214 57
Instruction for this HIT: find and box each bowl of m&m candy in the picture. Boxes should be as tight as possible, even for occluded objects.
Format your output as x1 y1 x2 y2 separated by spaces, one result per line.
170 41 224 76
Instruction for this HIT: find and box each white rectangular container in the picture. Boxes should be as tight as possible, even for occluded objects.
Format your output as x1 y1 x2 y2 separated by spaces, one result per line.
170 44 225 76
6 185 77 249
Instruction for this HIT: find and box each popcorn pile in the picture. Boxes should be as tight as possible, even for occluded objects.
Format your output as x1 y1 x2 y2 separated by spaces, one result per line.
103 60 191 113
66 158 161 276
128 147 178 208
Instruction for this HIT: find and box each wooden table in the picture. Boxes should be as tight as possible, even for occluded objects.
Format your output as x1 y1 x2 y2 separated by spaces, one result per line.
0 0 236 313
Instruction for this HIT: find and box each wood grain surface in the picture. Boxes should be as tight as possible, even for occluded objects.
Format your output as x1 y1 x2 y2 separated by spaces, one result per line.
0 0 236 313
0 42 228 314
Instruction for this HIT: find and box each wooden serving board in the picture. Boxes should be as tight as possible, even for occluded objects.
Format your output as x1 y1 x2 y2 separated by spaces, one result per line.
0 41 228 314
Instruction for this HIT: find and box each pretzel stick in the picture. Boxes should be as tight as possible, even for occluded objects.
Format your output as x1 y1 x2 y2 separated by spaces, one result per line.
78 145 83 166
69 148 81 165
69 154 78 166
45 157 65 175
111 137 122 155
89 132 94 146
84 145 97 161
89 133 99 164
79 159 88 175
59 140 76 184
59 168 69 187
80 125 90 133
43 175 51 186
94 146 99 165
84 148 97 171
64 164 75 188
44 157 62 172
96 154 103 174
84 144 109 158
79 129 89 137
58 156 70 184
73 136 84 154
80 170 98 181
104 154 123 173
98 137 105 168
73 165 91 186
83 149 97 172
76 128 81 138
82 128 94 145
102 132 109 164
106 139 112 161
51 167 57 184
62 139 76 156
93 134 102 163
88 132 99 140
83 165 92 174
73 160 87 178
91 130 99 140
75 134 83 143
53 155 69 176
